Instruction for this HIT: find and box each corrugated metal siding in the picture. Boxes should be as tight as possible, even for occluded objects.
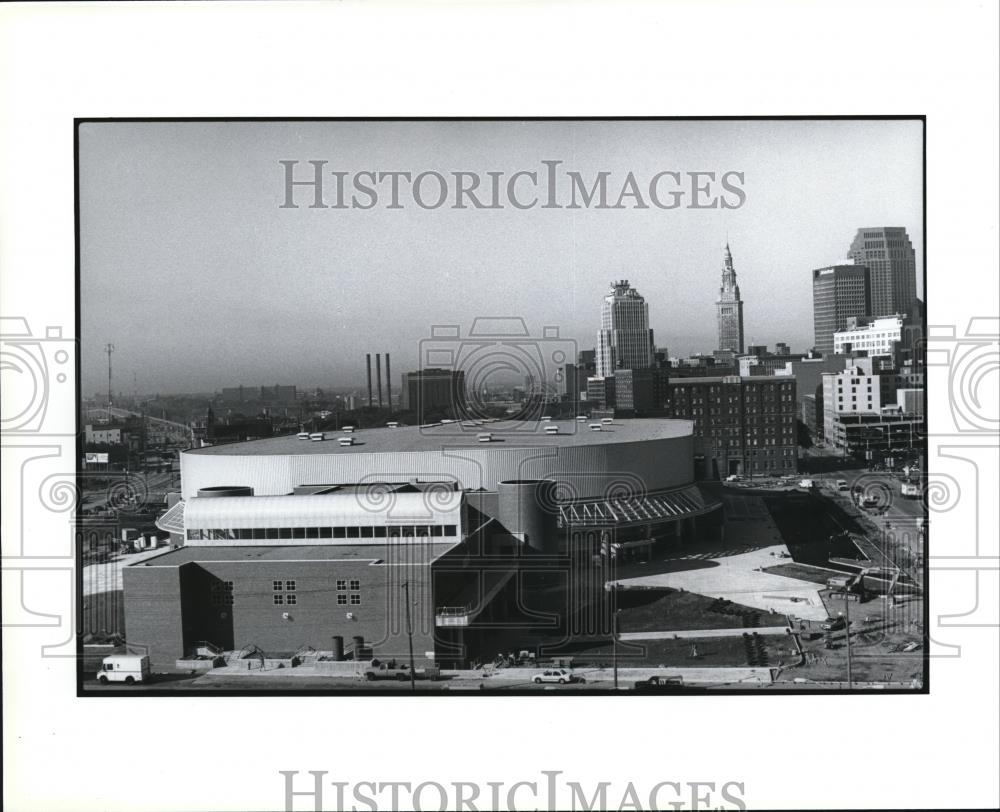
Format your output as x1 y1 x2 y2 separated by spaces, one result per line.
185 491 462 529
181 436 693 500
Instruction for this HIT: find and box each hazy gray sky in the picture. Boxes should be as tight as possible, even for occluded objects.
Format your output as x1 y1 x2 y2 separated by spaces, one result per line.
79 119 923 396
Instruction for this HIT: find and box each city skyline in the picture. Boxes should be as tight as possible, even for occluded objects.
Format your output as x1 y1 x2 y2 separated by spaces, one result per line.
79 120 923 394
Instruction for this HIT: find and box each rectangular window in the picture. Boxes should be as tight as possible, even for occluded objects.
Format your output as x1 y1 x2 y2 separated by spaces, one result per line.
319 527 332 538
336 579 347 591
373 527 387 538
349 594 361 605
292 527 306 539
444 525 457 536
306 527 319 539
273 580 283 591
286 594 297 605
273 594 284 605
266 528 279 540
333 527 346 538
210 581 234 606
337 594 347 605
349 579 360 591
347 527 360 538
279 528 293 540
285 580 296 591
360 526 374 538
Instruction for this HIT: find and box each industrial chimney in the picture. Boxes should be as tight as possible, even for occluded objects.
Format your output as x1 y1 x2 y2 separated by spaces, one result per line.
376 354 383 409
366 354 373 407
385 353 392 413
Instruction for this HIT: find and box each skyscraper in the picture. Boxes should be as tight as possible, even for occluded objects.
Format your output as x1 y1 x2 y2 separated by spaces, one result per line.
847 227 917 318
716 243 745 354
812 264 871 355
595 280 654 377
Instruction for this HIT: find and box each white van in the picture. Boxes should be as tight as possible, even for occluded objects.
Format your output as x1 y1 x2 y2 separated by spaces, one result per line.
97 654 150 684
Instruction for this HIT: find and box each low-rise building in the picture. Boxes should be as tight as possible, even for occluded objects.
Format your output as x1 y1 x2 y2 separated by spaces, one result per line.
833 314 904 356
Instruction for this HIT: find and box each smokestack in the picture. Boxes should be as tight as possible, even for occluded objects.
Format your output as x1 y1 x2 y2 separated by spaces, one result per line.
385 353 392 413
376 354 383 409
366 354 373 407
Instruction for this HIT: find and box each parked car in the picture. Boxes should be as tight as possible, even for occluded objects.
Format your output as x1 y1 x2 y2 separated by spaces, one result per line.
820 616 846 631
362 662 441 681
633 675 683 691
532 668 584 685
836 479 849 491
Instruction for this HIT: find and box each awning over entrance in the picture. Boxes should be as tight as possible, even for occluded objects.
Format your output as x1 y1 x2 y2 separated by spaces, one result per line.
558 485 718 527
155 500 185 534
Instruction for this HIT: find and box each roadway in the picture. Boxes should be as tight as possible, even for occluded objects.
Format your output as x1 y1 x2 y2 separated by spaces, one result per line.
808 468 925 588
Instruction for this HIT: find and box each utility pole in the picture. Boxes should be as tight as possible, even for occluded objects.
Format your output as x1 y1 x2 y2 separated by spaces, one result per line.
401 581 416 693
105 343 115 421
611 575 619 690
842 587 853 689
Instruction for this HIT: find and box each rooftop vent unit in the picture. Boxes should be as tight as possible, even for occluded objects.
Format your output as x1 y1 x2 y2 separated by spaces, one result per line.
544 425 559 434
342 426 355 433
589 423 602 431
576 415 587 421
309 432 325 442
601 417 614 424
540 415 552 422
386 421 399 428
297 432 311 440
477 433 493 443
337 436 354 447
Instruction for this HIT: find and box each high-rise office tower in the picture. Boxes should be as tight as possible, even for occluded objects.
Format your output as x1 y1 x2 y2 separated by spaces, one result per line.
847 227 917 318
596 280 655 377
716 243 745 354
812 264 871 355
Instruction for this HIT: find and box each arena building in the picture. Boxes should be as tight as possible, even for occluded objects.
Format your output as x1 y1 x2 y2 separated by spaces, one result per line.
126 418 721 669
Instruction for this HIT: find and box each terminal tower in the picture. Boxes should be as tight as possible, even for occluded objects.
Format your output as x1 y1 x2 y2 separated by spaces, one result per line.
716 242 745 354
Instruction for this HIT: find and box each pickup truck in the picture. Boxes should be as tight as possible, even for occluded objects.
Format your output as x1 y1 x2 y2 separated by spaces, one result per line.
633 675 683 691
361 662 441 682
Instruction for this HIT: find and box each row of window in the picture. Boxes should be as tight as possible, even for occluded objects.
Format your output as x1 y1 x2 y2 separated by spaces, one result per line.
187 525 458 541
210 578 364 607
